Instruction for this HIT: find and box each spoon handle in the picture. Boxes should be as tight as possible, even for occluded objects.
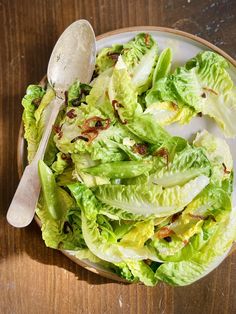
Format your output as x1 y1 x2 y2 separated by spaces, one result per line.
7 97 64 228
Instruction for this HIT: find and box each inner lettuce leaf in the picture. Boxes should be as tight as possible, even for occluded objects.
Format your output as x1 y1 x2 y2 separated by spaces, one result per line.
83 160 153 179
144 101 195 126
122 33 158 94
72 153 110 187
94 175 210 217
108 56 142 122
86 68 115 118
97 33 158 94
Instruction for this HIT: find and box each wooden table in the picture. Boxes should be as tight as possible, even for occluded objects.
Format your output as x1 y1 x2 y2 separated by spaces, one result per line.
1 1 236 313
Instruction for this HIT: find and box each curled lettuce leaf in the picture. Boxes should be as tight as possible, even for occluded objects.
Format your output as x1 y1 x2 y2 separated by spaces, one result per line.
150 146 211 187
94 175 210 217
108 56 142 121
51 152 69 175
125 113 171 145
146 51 236 136
193 130 233 185
22 84 58 165
86 68 115 118
22 85 46 162
96 33 158 95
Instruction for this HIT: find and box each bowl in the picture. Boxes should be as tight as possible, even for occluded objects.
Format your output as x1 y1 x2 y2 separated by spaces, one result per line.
18 26 236 283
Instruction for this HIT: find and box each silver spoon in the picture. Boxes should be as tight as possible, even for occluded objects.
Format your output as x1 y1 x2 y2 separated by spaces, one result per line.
7 20 96 228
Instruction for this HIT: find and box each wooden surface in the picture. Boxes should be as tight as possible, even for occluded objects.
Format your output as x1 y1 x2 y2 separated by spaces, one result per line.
0 0 236 313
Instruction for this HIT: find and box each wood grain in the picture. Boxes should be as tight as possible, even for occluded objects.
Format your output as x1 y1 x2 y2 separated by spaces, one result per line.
1 0 236 313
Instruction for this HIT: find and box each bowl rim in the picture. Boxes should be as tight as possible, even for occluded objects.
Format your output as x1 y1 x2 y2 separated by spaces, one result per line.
17 25 236 283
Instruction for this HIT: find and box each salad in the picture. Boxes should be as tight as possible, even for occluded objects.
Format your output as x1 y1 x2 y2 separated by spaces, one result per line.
22 33 236 286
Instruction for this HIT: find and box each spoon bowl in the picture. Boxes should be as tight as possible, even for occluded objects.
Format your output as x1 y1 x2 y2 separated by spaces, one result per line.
48 19 96 94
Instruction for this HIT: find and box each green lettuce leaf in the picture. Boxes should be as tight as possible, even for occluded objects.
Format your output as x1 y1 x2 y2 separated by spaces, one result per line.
38 160 64 219
51 152 69 175
22 85 46 162
150 146 211 187
113 262 138 282
72 153 110 187
130 44 157 94
146 51 236 136
122 33 158 93
95 44 123 74
152 48 172 84
86 68 115 118
94 175 210 217
108 56 142 122
22 84 59 165
125 113 171 145
155 205 236 286
144 101 195 126
36 187 86 250
56 167 76 186
67 80 91 106
193 130 233 185
126 260 158 286
83 160 153 179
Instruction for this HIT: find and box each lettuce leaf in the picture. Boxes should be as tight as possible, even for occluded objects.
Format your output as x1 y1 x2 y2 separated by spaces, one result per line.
67 81 92 106
36 188 86 250
155 205 236 286
95 44 123 74
83 160 153 179
94 175 210 217
22 84 59 165
193 130 233 185
146 51 236 136
152 48 172 84
108 56 142 121
150 146 211 187
22 85 46 162
126 261 158 286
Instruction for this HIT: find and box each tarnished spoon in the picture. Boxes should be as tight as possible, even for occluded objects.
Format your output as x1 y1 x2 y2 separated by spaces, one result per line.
7 20 96 227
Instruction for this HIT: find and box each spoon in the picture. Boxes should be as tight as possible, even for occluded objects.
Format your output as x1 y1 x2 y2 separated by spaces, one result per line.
7 20 96 228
